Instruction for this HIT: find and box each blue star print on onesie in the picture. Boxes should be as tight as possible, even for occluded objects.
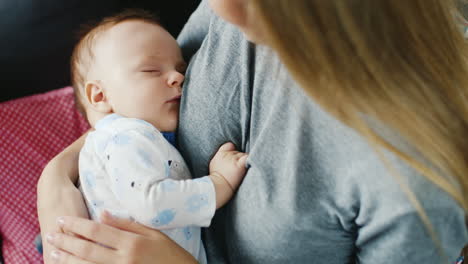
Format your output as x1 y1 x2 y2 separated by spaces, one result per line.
152 209 177 227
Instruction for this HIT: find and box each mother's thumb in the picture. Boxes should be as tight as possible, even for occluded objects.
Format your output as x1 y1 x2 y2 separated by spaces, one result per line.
100 211 153 236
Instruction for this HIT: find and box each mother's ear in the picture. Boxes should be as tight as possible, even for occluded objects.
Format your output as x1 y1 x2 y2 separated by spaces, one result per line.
84 81 112 113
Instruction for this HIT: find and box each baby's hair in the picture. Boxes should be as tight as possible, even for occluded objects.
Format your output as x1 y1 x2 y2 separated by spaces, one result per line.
70 9 161 119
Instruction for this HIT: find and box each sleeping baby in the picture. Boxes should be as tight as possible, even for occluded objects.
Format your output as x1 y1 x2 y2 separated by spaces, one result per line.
71 9 248 263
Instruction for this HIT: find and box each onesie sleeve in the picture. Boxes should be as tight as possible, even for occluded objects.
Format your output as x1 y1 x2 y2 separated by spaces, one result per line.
103 128 216 229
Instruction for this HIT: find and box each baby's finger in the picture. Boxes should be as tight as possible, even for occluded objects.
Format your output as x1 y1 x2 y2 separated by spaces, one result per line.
224 150 243 156
233 152 247 159
218 142 236 152
237 154 248 167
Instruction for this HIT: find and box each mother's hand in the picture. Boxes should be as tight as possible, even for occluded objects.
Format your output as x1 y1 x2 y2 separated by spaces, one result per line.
46 212 198 264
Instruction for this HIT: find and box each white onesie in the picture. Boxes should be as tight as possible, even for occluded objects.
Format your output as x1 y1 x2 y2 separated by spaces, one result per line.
78 114 216 263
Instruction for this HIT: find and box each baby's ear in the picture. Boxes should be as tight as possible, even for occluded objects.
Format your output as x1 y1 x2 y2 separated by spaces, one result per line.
85 81 112 113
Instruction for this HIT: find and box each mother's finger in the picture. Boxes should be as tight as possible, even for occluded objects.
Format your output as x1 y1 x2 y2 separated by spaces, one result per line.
56 216 126 249
47 233 114 264
50 249 95 264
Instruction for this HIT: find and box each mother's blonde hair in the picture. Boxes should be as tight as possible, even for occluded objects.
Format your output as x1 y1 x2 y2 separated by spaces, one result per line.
251 0 468 221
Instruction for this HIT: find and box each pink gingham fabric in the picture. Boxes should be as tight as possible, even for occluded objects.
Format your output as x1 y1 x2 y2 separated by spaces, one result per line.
0 87 89 263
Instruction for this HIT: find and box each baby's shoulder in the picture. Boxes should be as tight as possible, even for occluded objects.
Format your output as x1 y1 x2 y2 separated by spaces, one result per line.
87 115 166 154
97 115 157 134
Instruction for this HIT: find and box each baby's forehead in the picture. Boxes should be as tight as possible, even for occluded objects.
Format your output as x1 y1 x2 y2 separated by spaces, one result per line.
83 20 180 72
90 21 157 56
100 20 161 42
83 24 121 67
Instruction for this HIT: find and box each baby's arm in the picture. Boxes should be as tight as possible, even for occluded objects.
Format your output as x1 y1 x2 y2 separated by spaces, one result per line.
102 130 247 230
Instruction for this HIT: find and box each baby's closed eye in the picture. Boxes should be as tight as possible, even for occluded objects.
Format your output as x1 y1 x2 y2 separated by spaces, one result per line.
141 69 161 74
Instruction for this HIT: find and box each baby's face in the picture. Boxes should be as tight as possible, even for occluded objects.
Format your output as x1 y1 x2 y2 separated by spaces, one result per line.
91 20 186 132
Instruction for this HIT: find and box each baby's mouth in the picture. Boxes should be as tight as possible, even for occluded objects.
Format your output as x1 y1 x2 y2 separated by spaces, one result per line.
166 95 181 103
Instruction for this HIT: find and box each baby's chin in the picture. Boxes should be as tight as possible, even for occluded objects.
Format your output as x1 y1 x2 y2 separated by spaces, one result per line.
155 119 178 133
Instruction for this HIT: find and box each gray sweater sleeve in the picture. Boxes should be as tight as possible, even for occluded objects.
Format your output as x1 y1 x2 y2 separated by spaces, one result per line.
177 0 212 61
177 2 468 263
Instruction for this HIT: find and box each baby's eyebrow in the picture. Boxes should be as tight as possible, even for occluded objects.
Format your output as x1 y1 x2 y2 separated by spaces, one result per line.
133 55 159 68
142 55 159 62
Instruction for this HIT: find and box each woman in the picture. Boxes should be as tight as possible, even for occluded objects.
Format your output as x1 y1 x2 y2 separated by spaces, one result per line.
38 0 468 263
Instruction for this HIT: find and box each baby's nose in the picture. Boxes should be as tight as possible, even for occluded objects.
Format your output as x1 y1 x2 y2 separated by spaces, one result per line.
168 71 185 88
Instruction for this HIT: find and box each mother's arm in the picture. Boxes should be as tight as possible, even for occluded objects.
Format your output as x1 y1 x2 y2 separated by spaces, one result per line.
37 133 90 264
37 134 196 264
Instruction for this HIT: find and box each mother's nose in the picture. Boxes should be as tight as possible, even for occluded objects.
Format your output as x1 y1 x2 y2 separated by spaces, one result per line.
167 71 185 88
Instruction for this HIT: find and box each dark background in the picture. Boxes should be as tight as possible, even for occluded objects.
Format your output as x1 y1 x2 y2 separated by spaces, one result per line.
0 0 200 102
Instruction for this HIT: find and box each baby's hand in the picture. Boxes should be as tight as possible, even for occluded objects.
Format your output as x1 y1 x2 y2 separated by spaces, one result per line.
209 142 248 208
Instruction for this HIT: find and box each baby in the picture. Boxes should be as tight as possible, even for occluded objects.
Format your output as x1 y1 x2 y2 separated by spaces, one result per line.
71 9 248 263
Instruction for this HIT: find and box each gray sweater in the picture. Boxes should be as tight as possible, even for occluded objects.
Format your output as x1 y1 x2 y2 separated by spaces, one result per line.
177 1 467 263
